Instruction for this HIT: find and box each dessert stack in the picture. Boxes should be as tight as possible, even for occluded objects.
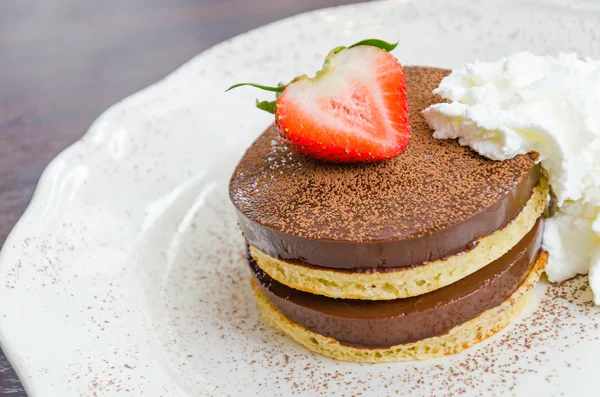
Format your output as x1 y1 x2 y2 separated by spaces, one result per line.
228 41 548 362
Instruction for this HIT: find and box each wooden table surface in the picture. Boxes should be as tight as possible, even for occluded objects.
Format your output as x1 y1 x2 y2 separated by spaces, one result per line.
0 0 365 394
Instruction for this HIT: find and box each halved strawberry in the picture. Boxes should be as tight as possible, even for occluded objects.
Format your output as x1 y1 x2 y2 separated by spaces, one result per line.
227 39 409 163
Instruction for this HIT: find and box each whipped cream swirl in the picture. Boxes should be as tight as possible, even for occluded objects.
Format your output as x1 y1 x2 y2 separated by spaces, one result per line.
422 52 600 303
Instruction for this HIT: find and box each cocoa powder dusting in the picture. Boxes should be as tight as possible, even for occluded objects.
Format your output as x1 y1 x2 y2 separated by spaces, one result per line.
229 67 537 242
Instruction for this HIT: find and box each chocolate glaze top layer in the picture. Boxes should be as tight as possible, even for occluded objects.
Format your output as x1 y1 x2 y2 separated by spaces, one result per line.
230 67 539 269
252 219 543 348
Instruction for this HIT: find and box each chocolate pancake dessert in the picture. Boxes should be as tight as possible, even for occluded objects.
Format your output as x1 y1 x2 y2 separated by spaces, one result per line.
227 39 548 362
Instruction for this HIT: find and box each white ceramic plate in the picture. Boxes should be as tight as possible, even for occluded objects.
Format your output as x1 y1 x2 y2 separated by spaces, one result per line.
2 0 600 395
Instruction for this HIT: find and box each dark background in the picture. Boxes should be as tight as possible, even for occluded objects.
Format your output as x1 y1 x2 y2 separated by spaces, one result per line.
0 0 365 394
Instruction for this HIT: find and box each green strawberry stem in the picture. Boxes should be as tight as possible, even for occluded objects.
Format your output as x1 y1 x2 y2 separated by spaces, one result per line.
226 38 398 114
225 82 285 92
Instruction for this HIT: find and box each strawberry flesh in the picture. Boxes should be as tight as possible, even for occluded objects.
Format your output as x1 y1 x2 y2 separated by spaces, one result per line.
275 46 409 162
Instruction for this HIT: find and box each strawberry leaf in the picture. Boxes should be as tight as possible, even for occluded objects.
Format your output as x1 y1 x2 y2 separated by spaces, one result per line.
255 99 276 114
348 39 398 52
226 82 286 93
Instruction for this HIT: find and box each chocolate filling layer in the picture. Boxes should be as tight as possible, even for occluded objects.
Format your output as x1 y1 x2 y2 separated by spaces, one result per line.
239 164 539 270
251 219 543 348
